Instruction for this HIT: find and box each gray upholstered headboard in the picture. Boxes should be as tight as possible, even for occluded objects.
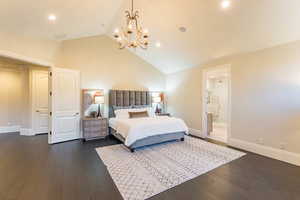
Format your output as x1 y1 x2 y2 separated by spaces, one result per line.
109 90 152 118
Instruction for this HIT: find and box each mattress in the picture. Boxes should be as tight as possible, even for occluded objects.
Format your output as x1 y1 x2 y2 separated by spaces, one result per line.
108 116 188 146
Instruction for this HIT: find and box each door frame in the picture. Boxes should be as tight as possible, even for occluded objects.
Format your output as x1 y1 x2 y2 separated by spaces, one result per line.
202 64 232 141
31 69 50 135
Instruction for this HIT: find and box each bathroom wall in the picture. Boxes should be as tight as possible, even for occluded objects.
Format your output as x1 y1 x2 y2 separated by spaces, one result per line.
207 77 228 123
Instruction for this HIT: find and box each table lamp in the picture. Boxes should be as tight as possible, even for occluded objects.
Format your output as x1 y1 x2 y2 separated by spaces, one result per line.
152 96 162 114
94 95 104 118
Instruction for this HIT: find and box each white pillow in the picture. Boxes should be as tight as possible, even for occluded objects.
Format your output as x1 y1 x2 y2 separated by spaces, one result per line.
114 109 131 119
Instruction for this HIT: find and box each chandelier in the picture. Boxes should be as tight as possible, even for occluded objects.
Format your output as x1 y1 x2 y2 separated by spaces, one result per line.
113 0 149 49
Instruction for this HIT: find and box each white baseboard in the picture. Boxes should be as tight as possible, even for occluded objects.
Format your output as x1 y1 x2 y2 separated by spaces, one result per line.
0 125 20 134
228 138 300 166
20 128 35 136
189 128 205 138
208 135 227 143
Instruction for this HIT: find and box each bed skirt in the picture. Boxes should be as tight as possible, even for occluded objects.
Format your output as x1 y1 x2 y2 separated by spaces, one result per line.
109 127 185 152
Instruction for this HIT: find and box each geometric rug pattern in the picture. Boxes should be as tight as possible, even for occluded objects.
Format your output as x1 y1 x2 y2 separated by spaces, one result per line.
96 136 246 200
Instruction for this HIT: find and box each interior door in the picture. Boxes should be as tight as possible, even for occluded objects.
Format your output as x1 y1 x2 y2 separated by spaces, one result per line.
49 67 80 144
32 70 49 134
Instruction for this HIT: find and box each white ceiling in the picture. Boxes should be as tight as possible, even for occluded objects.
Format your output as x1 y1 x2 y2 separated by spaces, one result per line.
2 0 300 74
0 0 122 40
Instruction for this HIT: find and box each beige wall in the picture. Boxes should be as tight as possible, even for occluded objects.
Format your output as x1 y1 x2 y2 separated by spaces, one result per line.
0 34 165 128
0 59 28 127
3 30 298 155
0 57 49 129
0 31 61 64
166 40 300 154
0 31 56 129
57 35 166 116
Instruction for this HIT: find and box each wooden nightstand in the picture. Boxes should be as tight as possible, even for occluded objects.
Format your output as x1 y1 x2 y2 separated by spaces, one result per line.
156 113 171 117
82 118 108 141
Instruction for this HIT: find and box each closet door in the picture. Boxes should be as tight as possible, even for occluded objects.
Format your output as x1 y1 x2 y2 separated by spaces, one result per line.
32 70 49 134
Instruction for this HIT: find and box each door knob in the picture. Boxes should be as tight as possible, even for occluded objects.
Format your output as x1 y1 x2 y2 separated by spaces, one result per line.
36 110 40 112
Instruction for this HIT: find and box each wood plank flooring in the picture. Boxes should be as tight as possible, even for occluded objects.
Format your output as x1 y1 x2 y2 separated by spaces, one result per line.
0 133 299 200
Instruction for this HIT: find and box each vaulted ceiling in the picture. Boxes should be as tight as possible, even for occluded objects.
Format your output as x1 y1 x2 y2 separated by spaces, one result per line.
2 0 300 74
0 0 122 40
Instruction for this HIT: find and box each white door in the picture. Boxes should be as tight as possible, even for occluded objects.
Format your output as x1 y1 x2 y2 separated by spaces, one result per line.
49 67 80 144
32 70 49 134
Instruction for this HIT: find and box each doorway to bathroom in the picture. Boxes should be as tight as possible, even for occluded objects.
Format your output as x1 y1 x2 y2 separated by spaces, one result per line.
202 65 231 143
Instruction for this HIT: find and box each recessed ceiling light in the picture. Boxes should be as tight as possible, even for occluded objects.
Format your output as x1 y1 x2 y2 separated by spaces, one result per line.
155 42 161 48
221 0 231 8
48 14 57 21
179 27 187 33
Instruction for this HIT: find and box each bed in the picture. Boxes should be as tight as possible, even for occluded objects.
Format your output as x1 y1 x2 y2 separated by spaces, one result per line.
109 90 188 152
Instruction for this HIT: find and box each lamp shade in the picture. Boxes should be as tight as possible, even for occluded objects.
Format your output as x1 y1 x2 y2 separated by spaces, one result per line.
94 96 104 104
152 96 162 103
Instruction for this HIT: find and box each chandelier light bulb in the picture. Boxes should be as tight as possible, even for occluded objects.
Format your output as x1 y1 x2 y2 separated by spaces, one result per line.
143 29 149 38
127 24 133 34
114 29 120 38
155 42 161 48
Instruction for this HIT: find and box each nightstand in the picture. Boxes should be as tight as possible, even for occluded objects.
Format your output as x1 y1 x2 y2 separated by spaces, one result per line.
156 113 171 117
82 118 108 141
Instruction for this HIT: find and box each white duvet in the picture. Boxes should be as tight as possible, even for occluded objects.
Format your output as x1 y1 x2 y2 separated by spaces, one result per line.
110 116 189 146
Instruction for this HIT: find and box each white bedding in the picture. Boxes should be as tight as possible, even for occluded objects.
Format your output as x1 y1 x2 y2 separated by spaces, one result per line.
109 118 118 130
109 116 189 146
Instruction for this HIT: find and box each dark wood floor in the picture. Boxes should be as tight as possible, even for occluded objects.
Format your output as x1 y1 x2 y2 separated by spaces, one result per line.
0 133 299 200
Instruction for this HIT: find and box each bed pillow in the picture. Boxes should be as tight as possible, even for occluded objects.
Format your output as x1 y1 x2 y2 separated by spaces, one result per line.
129 111 149 118
114 109 131 118
114 107 155 118
132 106 156 117
114 108 146 118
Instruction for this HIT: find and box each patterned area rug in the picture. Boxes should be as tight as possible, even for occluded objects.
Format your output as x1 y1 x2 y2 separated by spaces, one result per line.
96 136 245 200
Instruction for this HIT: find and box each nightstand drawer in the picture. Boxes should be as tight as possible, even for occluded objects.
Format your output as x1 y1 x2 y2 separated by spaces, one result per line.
84 129 107 139
83 123 107 131
82 118 108 140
